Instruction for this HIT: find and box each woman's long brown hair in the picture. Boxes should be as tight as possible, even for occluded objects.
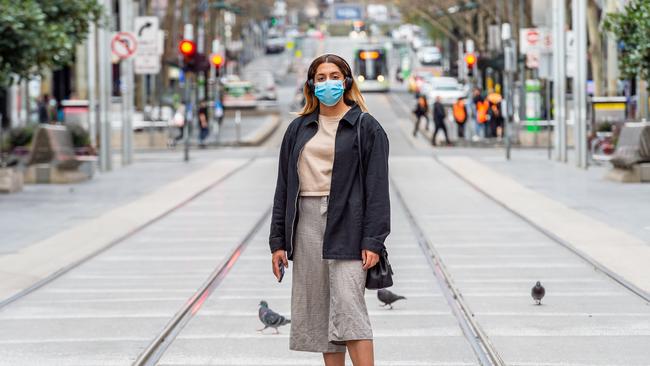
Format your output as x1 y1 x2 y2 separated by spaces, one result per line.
299 54 368 115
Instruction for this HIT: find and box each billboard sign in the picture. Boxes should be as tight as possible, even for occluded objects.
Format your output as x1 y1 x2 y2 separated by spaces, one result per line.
332 3 363 21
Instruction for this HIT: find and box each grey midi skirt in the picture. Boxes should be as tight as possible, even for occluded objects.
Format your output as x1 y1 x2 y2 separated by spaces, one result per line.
290 196 373 353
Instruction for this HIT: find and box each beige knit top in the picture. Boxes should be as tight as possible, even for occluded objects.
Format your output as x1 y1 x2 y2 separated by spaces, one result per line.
298 110 348 196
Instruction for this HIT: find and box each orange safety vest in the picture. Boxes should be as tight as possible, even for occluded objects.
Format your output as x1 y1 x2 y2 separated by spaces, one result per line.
453 100 466 123
477 100 489 124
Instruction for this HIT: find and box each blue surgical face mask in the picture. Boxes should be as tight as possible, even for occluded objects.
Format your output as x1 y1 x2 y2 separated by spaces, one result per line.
314 79 344 106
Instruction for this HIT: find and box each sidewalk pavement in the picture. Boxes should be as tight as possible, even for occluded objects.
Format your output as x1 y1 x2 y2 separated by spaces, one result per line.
0 150 253 303
429 146 650 298
437 148 650 244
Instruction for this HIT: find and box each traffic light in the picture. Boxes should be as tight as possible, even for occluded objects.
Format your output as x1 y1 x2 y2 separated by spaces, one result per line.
269 16 278 27
210 53 224 75
179 39 209 73
179 39 196 58
465 53 477 77
465 53 476 68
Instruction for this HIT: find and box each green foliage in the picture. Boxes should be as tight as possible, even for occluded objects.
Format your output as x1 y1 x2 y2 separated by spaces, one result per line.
66 123 90 147
4 125 35 150
597 122 613 132
0 0 103 87
603 0 650 89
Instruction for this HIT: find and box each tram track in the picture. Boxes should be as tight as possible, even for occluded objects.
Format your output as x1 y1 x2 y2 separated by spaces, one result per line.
388 86 650 304
0 158 256 311
391 179 506 366
434 157 650 303
132 208 272 366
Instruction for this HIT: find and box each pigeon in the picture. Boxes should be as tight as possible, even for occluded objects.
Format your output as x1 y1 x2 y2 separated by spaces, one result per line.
258 300 290 334
377 289 406 310
531 281 545 305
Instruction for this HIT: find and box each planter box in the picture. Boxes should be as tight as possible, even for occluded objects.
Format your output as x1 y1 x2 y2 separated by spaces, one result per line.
24 160 95 184
0 167 24 193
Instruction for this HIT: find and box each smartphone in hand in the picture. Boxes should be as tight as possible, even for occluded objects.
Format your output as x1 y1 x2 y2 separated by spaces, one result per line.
278 261 285 283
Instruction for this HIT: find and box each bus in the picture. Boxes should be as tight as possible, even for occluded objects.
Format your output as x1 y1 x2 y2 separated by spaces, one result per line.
353 46 390 92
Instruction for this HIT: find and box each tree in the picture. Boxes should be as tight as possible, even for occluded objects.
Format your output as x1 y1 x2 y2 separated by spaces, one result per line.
0 0 102 87
586 0 604 96
603 0 650 91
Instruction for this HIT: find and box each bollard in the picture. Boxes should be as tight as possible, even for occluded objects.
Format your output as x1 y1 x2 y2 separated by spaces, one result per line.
235 109 241 144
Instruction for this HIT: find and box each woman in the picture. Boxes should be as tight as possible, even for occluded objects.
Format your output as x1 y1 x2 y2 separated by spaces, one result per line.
412 93 430 136
269 54 390 366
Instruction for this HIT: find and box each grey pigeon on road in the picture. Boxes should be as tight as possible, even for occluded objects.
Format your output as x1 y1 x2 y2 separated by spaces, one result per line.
258 300 290 334
377 289 406 310
531 281 545 305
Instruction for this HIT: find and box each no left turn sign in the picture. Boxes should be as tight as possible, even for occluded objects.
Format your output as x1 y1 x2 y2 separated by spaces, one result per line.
111 32 137 59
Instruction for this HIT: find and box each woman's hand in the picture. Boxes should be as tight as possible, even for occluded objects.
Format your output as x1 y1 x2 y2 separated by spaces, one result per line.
271 249 288 281
362 249 379 270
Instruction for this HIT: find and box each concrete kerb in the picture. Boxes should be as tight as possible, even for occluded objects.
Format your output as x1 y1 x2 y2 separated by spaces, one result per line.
215 113 281 147
438 156 650 300
0 158 252 306
241 113 281 146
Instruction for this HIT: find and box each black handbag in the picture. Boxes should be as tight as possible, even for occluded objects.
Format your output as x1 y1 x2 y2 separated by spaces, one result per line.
357 112 394 290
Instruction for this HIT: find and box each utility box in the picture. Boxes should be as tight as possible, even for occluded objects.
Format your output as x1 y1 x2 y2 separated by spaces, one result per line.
591 96 627 125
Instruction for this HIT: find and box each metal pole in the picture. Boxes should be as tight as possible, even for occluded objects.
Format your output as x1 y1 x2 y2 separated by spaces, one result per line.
98 0 113 172
87 22 98 149
183 73 194 161
518 0 526 129
552 0 567 162
639 79 649 120
605 0 618 96
119 0 134 166
235 109 241 143
573 0 588 168
546 79 552 159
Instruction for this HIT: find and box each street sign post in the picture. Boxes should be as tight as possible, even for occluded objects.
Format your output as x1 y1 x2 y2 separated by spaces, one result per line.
134 16 161 75
111 32 137 59
553 0 568 162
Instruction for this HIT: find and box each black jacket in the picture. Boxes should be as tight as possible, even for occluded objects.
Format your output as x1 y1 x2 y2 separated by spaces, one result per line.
269 104 390 260
433 101 446 123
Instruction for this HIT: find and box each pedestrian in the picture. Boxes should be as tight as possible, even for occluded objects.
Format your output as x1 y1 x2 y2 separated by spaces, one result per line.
37 94 50 124
198 100 209 148
487 90 504 138
269 53 390 366
452 97 467 139
431 96 451 146
170 104 185 147
412 93 429 136
471 87 486 140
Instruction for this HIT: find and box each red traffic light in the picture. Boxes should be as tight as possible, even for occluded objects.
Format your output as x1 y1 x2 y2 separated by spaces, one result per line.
179 40 196 56
210 53 224 67
465 53 477 67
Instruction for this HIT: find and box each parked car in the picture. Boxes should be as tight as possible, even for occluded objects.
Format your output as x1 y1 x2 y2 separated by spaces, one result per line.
243 69 277 101
422 77 468 105
265 34 286 54
417 46 442 66
222 78 257 108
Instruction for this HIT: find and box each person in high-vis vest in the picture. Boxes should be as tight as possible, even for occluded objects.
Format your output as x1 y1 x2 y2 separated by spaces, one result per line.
471 87 486 140
476 98 490 139
452 97 467 139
